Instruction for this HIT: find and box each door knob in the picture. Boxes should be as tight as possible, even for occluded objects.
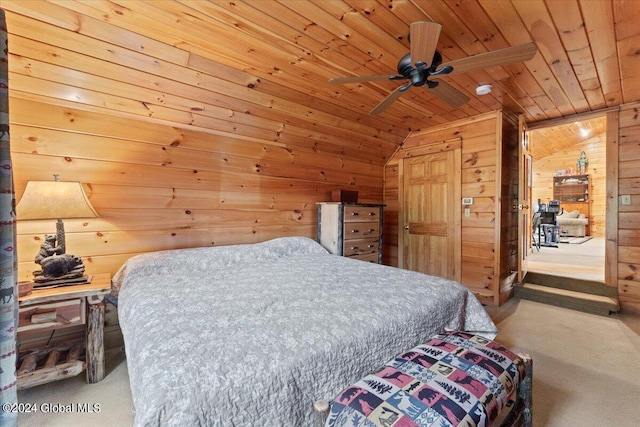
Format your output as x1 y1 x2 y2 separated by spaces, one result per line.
404 225 409 230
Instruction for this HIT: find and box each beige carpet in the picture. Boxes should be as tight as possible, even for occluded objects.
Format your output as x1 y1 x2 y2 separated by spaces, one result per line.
17 298 640 426
485 299 640 427
17 349 135 426
526 236 605 282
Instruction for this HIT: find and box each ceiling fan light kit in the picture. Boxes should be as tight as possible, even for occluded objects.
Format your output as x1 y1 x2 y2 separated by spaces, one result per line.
329 21 537 115
476 84 493 95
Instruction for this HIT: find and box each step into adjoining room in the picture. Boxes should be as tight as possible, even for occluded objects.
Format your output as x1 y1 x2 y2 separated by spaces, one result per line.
529 117 606 281
522 234 618 316
524 118 615 314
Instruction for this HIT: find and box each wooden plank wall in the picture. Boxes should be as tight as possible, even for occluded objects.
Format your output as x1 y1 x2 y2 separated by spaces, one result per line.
3 4 388 281
530 128 606 237
618 103 640 311
384 112 503 305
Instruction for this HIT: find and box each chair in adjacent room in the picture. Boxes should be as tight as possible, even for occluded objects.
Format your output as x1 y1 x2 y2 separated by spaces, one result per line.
532 212 542 251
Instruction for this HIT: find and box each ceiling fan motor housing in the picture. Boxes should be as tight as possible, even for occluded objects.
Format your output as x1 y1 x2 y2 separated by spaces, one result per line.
397 50 448 87
397 52 413 76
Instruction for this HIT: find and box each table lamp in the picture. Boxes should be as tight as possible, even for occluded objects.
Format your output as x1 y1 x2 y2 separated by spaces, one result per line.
15 174 98 286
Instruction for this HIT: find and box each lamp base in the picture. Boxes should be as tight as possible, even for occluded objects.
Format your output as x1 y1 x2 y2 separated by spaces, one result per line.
32 253 87 288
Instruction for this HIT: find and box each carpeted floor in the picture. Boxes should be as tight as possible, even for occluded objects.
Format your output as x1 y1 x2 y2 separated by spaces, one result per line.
527 236 605 282
485 299 640 427
17 298 640 427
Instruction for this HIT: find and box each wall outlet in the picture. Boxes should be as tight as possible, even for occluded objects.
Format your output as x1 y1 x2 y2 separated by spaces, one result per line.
462 197 473 205
621 194 631 205
464 208 471 217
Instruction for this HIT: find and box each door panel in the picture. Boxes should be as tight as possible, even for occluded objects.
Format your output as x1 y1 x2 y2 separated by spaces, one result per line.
518 116 531 283
403 151 460 280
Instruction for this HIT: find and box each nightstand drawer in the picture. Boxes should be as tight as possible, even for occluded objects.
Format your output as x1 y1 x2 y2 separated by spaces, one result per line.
343 221 380 239
18 298 86 333
343 239 379 256
343 205 381 222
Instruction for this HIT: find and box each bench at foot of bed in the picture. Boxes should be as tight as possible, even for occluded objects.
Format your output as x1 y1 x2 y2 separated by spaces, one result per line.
315 331 532 427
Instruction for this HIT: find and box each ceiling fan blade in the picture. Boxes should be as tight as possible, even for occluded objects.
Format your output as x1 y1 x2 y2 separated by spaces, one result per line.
410 21 442 66
439 41 537 75
329 74 395 84
370 86 407 115
429 80 470 108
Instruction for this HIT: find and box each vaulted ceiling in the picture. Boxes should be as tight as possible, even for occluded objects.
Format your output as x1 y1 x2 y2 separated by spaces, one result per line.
113 0 637 130
4 0 639 164
530 116 607 160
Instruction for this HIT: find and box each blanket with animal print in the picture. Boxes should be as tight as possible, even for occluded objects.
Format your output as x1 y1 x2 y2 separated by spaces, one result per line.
325 331 525 427
114 237 497 426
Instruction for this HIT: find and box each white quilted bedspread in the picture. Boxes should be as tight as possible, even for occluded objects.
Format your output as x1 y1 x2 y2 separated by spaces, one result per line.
114 237 497 426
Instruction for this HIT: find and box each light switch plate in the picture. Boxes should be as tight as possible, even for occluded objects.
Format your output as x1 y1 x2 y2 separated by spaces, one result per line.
462 197 473 205
621 194 631 205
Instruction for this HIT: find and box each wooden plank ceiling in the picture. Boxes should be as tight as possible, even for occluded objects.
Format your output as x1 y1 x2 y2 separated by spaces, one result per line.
6 0 640 163
530 116 607 160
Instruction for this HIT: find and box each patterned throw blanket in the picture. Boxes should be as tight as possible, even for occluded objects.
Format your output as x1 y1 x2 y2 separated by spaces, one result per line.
325 331 525 427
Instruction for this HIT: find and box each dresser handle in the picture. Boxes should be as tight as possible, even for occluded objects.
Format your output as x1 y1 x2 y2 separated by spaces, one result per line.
351 229 359 233
368 212 376 216
351 246 359 250
351 212 359 216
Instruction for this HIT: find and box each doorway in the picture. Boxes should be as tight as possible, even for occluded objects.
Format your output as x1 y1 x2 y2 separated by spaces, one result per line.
525 116 606 283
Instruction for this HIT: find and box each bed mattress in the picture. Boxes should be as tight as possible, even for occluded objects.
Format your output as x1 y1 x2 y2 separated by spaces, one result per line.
114 237 497 426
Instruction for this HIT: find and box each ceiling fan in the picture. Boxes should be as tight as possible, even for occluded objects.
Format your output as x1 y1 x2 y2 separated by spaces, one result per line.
329 21 537 115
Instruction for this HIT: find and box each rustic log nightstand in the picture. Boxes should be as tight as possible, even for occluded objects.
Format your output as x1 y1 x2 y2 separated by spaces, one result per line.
17 273 111 389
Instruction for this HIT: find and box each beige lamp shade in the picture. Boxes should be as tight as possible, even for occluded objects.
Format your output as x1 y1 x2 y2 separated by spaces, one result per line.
16 180 98 220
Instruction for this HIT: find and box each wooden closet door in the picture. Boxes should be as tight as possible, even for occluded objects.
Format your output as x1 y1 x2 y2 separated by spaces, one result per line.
402 150 460 281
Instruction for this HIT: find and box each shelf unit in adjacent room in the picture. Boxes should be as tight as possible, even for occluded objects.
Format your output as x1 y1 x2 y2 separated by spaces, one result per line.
553 174 590 235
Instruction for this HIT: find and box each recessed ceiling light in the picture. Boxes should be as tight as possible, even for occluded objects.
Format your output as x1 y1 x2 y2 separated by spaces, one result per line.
476 84 492 95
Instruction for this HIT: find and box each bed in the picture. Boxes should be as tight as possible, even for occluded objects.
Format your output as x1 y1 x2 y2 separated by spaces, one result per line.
113 237 497 426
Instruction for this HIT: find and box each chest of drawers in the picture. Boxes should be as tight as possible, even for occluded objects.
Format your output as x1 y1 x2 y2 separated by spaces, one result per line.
317 202 384 263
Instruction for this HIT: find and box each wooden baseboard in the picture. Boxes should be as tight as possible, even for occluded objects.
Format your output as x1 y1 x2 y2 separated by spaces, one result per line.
620 301 640 315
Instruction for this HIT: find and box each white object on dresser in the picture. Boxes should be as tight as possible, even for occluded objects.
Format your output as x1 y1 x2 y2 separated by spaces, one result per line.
317 202 384 263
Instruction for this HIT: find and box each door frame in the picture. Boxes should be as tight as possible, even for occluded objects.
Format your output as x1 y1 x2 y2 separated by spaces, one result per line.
522 109 619 287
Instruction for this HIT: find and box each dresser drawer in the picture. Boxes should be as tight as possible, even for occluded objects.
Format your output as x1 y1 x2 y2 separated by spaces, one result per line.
343 205 381 222
18 298 85 333
343 239 379 256
348 252 380 263
343 221 380 240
